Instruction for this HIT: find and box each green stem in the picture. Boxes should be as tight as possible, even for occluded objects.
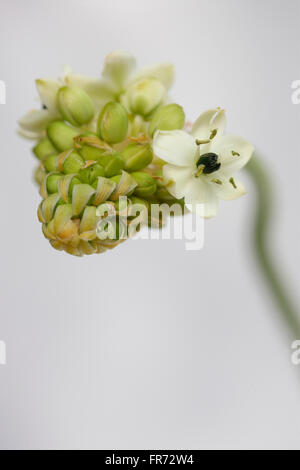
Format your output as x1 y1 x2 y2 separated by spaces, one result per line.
245 155 300 338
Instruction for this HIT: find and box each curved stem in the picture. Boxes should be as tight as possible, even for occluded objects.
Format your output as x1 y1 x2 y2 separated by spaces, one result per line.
245 155 300 338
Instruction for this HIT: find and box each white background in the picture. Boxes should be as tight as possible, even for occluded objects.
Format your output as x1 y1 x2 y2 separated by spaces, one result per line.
0 0 299 450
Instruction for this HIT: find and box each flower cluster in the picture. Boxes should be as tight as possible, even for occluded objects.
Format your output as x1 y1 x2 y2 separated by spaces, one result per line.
19 51 254 256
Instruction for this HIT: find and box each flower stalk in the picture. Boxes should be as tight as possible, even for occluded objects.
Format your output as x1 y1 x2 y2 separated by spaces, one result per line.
246 155 300 338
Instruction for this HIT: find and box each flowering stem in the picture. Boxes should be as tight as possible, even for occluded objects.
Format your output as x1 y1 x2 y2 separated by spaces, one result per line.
245 155 300 338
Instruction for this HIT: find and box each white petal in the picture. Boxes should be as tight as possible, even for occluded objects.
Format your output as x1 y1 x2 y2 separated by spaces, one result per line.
190 198 219 218
153 130 197 166
212 135 254 175
191 108 226 141
184 178 215 203
17 128 43 140
209 175 246 200
163 164 220 218
64 74 116 111
131 63 175 90
163 165 193 199
18 109 55 134
35 79 60 114
185 184 219 218
102 51 136 91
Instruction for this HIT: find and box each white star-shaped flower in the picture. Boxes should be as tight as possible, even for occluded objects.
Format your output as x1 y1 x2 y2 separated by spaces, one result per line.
153 108 254 217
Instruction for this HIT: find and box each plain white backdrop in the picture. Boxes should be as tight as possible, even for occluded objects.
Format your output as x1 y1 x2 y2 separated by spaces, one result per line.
0 0 299 450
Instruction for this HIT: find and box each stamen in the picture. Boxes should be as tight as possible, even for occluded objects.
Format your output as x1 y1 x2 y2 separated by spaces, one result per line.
211 178 222 185
196 139 211 145
195 165 204 177
229 177 237 189
210 129 217 139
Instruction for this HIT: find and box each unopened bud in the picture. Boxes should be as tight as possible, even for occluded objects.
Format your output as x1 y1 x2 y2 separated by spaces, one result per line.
46 174 63 194
97 102 128 144
110 171 138 200
47 121 79 151
78 144 107 161
33 138 57 160
121 142 153 172
129 196 150 218
131 172 157 197
61 151 85 174
127 78 165 116
79 163 105 185
57 86 95 126
148 104 185 137
98 152 124 178
44 154 58 173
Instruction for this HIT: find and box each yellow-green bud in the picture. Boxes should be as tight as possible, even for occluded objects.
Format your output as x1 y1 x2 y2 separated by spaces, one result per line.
47 121 79 151
121 143 153 172
79 164 105 185
131 172 157 197
129 196 150 209
68 177 81 199
97 102 128 144
127 78 165 116
62 151 85 175
98 153 124 178
57 86 95 126
46 174 63 194
33 138 57 160
155 187 184 208
110 172 137 198
78 145 107 161
44 154 58 173
148 104 185 137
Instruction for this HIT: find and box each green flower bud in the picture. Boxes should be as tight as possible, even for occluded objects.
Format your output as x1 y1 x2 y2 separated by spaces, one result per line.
129 196 150 211
155 187 184 208
68 177 81 199
127 78 165 116
131 172 157 197
44 154 58 173
110 171 138 200
62 151 85 175
148 104 185 137
73 134 114 162
57 86 95 126
47 121 80 152
121 143 153 172
46 174 63 194
97 102 128 144
33 138 57 160
79 163 105 185
98 152 124 178
78 144 107 161
114 197 130 215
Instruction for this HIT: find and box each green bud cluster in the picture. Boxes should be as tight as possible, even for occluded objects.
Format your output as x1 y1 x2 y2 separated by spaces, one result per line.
23 59 187 256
